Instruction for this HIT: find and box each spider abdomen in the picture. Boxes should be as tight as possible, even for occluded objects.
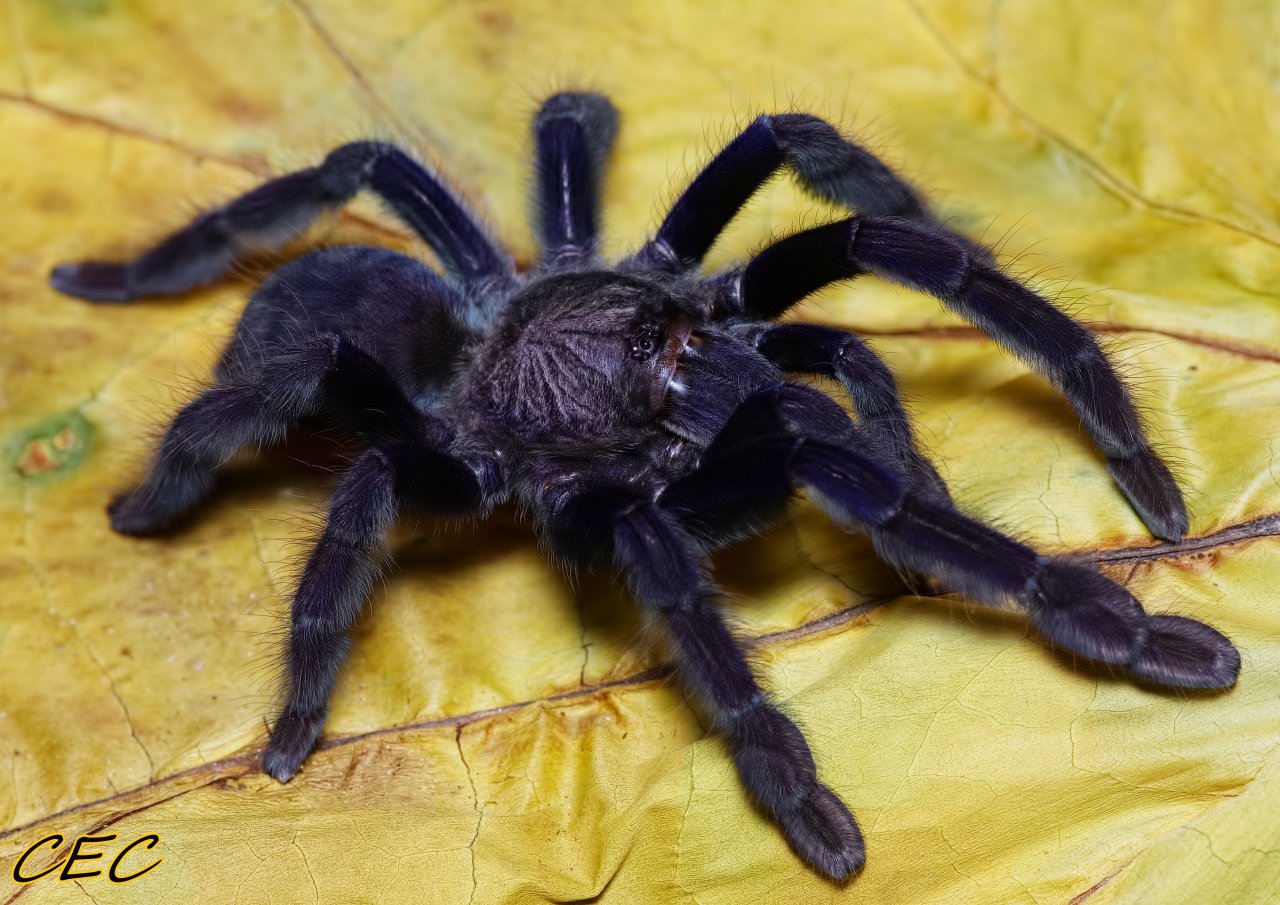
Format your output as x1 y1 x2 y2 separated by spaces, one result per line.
218 245 480 405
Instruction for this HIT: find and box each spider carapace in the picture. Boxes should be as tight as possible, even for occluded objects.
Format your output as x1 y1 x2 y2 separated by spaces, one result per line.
51 92 1239 881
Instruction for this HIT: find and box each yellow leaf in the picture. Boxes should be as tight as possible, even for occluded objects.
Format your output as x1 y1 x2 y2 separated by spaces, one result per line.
2 1 1278 902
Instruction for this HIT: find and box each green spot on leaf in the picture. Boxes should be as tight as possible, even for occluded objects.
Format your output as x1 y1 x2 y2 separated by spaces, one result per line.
42 0 111 17
10 412 93 481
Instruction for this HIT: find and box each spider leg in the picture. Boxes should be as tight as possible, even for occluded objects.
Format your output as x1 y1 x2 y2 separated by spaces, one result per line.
661 380 901 549
50 141 513 302
630 113 954 271
546 486 865 881
664 383 1239 690
263 440 495 782
753 322 949 503
110 333 445 536
721 217 1187 542
112 246 480 534
532 92 618 267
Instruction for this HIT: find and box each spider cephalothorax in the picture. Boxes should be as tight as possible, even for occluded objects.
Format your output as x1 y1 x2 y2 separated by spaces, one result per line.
51 92 1239 882
467 270 696 448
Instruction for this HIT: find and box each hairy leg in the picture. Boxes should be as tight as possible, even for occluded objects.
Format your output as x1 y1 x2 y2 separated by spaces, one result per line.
752 322 948 502
110 336 340 535
51 141 513 302
720 216 1187 541
631 112 946 270
263 441 494 781
532 92 619 266
546 485 865 881
663 383 1239 689
111 333 449 535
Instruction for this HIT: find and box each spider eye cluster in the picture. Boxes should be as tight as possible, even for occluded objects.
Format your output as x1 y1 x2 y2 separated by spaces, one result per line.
630 323 663 360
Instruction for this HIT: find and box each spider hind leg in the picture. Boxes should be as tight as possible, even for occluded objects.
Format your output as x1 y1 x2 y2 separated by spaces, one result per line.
666 382 1238 690
547 487 866 881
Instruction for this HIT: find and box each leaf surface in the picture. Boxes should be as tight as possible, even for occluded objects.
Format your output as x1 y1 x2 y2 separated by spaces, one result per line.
2 2 1278 902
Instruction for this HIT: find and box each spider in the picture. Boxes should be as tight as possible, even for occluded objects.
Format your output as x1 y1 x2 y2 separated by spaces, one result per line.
50 92 1240 882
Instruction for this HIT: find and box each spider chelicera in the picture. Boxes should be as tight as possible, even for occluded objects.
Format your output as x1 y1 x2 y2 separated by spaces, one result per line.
50 92 1239 881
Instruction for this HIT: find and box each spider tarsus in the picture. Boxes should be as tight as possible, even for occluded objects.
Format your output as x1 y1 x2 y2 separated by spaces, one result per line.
726 698 865 881
107 489 183 536
770 113 928 223
106 451 214 536
262 709 326 782
534 91 618 148
1030 562 1240 689
1105 454 1189 543
260 749 300 783
777 785 866 882
49 261 134 302
1128 615 1241 690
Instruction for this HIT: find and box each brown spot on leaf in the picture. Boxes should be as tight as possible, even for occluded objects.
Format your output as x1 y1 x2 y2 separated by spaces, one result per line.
15 438 58 476
36 189 76 213
213 92 274 125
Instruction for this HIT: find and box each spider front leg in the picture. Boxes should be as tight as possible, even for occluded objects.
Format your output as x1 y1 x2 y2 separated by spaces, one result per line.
50 141 512 302
546 486 865 881
663 382 1239 690
532 92 618 267
264 440 498 782
631 111 965 271
724 217 1188 542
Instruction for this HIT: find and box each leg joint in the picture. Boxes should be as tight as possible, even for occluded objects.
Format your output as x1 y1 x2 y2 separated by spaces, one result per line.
319 142 387 199
723 691 766 725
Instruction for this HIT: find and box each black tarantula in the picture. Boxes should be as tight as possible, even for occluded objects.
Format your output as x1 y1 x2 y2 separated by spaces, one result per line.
51 92 1240 881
